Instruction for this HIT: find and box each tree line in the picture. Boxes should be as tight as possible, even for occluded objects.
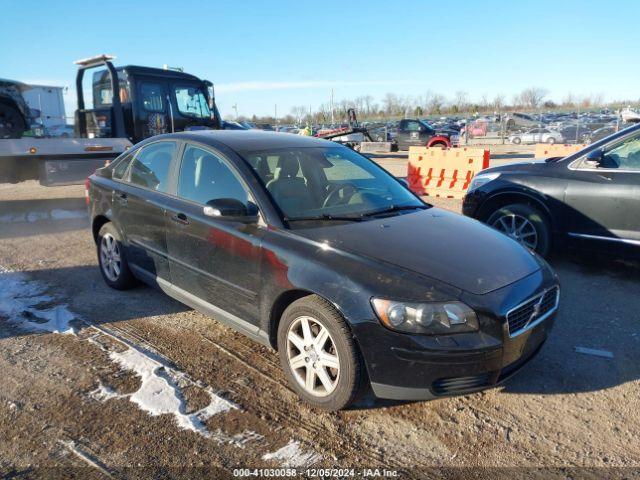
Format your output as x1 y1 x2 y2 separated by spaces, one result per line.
229 87 638 126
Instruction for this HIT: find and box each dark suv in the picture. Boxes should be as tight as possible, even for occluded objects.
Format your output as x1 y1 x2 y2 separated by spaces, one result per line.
88 131 559 410
463 123 640 257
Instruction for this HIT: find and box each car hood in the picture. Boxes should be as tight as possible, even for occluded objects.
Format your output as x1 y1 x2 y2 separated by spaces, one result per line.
295 208 541 295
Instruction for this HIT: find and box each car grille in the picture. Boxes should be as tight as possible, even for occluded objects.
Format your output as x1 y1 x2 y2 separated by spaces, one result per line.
507 287 559 337
431 373 492 395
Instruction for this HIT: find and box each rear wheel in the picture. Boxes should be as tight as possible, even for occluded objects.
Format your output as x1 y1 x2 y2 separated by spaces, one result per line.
487 203 551 256
546 136 556 144
97 223 136 290
277 295 365 410
511 136 521 144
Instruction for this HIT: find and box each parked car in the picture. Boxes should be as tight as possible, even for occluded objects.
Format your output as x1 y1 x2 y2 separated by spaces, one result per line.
463 123 640 257
88 131 559 410
509 128 564 145
396 119 459 150
584 125 616 144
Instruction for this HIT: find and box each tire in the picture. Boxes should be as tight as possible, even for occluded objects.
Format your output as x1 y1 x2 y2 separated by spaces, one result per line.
546 137 556 144
487 203 551 256
511 136 521 144
277 295 366 411
97 222 136 290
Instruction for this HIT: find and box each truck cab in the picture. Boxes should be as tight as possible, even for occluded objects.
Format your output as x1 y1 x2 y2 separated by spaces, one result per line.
396 118 456 151
75 56 222 143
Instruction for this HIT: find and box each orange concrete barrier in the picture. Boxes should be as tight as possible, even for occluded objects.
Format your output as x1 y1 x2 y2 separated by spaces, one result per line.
534 143 587 159
407 147 490 199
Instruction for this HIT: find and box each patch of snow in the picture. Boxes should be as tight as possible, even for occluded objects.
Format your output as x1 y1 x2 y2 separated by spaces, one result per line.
262 440 322 467
0 267 75 335
109 346 237 437
50 209 87 220
88 382 126 402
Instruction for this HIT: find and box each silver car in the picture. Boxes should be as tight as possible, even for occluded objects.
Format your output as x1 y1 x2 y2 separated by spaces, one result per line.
509 128 564 145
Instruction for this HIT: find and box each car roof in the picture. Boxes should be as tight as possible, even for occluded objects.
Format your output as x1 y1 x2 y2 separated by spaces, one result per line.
152 130 336 152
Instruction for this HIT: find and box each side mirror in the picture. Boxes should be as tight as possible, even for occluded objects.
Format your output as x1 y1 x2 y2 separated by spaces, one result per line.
203 198 258 220
584 148 604 168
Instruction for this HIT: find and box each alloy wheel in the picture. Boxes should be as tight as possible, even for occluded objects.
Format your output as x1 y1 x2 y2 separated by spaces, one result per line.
100 233 122 282
491 213 538 250
286 316 340 397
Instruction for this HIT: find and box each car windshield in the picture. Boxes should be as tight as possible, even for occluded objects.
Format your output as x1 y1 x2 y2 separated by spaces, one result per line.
241 146 425 221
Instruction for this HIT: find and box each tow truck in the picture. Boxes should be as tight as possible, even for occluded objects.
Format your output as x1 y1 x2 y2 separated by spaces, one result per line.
0 55 222 186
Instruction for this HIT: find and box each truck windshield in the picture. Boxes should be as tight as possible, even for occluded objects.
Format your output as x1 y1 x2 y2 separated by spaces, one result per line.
241 146 425 221
174 85 211 119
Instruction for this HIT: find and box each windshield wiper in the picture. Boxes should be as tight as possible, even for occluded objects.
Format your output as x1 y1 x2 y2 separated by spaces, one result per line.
360 204 428 217
285 214 364 222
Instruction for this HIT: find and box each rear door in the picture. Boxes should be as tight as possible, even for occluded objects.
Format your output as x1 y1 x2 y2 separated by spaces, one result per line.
165 143 263 325
114 140 178 279
564 135 640 242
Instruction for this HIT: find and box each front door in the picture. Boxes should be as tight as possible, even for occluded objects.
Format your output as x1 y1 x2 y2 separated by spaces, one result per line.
165 143 263 325
135 80 171 141
564 134 640 242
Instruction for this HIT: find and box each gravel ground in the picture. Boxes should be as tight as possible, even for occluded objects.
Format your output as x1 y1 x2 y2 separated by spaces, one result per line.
0 178 638 479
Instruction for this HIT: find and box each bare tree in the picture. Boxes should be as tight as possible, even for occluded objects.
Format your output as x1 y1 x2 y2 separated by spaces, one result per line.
519 87 549 109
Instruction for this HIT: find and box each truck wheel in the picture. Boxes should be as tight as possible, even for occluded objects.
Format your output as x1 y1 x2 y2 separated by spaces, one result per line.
0 103 26 139
277 295 366 411
487 203 551 256
97 223 136 290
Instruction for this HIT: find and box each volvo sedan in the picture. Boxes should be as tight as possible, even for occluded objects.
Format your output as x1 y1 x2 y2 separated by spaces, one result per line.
88 131 559 410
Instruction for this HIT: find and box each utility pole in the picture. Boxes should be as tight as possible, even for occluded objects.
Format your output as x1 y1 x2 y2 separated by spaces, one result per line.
232 103 238 121
330 89 335 125
275 104 278 130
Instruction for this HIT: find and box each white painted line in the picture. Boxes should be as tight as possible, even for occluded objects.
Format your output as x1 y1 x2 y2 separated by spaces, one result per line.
574 346 614 359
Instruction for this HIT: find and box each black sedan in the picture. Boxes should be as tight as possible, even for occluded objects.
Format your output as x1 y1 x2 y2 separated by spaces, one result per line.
88 131 559 410
463 123 640 257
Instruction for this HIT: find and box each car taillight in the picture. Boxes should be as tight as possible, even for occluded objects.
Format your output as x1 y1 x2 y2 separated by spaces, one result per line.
85 178 91 205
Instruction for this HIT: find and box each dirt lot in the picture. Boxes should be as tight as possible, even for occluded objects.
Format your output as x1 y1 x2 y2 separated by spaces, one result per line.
1 165 639 479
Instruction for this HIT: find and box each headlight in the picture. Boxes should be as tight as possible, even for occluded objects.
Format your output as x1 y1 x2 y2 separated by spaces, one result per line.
371 299 479 334
468 172 501 191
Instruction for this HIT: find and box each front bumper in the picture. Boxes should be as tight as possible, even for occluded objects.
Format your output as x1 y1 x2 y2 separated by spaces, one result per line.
353 270 559 401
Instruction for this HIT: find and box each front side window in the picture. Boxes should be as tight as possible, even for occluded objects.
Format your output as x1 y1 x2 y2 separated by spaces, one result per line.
140 82 164 112
601 136 640 171
404 121 420 132
242 146 424 221
174 85 211 119
178 145 249 205
128 141 176 192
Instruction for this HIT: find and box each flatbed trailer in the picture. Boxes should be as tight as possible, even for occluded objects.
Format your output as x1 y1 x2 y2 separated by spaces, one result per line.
0 137 130 186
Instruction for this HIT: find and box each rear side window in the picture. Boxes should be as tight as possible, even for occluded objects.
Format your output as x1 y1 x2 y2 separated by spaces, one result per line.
178 145 249 205
128 142 176 192
112 151 135 180
140 82 164 112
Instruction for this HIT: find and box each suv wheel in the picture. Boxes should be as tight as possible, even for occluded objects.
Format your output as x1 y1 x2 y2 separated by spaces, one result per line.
277 295 365 410
487 203 551 256
97 223 136 290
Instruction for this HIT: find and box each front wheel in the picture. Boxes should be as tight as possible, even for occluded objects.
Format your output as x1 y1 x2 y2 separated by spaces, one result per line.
277 295 366 410
487 203 551 256
511 136 521 144
97 223 136 290
546 136 556 144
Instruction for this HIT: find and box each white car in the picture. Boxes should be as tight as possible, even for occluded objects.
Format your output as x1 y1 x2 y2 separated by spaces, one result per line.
509 128 564 144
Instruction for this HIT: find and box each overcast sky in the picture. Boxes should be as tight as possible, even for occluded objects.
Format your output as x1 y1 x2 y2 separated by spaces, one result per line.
2 0 638 118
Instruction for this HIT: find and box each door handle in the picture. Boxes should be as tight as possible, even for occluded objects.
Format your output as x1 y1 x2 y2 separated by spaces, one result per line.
115 191 128 205
171 212 190 225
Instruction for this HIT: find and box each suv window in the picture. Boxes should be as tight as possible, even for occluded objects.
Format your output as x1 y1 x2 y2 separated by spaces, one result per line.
404 121 421 132
174 85 211 119
128 141 176 192
140 82 164 112
112 151 135 180
178 145 250 205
